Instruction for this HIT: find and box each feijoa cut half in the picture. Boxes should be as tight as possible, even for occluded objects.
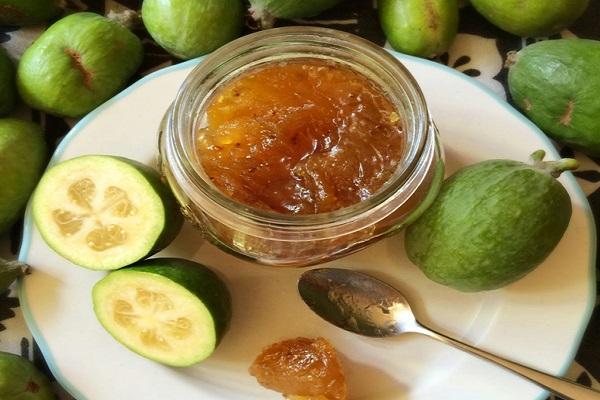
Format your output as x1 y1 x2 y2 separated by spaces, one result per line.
93 258 232 367
32 155 182 270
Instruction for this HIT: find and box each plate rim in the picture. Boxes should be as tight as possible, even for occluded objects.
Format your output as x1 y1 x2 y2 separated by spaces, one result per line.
17 50 597 400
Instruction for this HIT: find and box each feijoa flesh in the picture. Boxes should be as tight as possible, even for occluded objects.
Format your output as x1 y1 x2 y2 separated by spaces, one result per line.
17 12 143 118
142 0 244 60
470 0 589 37
0 48 16 116
0 0 62 26
0 119 46 235
508 39 600 156
93 258 232 367
0 351 55 400
32 155 183 270
405 150 577 292
379 0 459 58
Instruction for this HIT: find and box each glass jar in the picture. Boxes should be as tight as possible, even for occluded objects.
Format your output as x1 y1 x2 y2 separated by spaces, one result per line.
158 27 443 267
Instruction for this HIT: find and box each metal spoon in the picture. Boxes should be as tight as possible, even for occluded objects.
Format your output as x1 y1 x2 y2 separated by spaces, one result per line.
298 268 600 400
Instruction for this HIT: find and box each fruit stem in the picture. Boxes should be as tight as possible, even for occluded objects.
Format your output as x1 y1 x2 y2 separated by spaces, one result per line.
504 50 520 68
0 258 30 276
248 4 276 29
106 9 141 30
529 150 579 178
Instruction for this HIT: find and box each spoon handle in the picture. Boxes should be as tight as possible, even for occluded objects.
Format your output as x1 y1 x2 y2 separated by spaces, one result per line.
414 323 600 400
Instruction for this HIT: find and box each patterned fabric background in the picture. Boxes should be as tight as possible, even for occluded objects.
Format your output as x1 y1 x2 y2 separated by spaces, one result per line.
0 1 599 399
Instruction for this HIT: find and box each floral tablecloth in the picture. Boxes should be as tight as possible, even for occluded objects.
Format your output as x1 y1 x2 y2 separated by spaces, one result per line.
1 1 599 399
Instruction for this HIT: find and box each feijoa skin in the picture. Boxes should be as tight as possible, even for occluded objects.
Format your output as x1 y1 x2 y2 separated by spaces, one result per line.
379 0 459 58
0 119 46 235
0 0 62 26
17 12 143 118
508 39 600 157
470 0 589 37
0 351 55 400
405 151 577 292
142 0 244 60
0 48 16 116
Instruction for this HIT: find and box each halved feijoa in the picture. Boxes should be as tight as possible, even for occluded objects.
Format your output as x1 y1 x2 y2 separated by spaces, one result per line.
92 258 232 367
32 155 182 270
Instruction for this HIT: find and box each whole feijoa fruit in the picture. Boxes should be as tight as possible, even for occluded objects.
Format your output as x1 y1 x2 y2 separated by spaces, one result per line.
0 351 55 400
0 0 62 26
508 39 600 156
249 0 344 28
0 48 16 116
142 0 244 60
405 150 577 292
379 0 459 58
0 119 46 235
17 12 143 118
470 0 589 37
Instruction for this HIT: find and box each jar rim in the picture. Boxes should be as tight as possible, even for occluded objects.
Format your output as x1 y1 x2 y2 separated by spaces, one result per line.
168 26 431 226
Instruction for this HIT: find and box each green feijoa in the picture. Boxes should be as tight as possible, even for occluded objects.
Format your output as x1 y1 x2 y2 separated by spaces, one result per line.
405 150 577 292
0 351 55 400
508 39 600 156
0 119 47 235
32 155 183 271
249 0 344 28
93 258 232 367
379 0 459 58
0 48 16 116
142 0 244 60
0 0 62 26
17 12 143 118
470 0 589 37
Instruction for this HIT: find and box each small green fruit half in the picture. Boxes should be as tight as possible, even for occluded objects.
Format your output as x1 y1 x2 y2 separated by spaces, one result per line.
405 151 577 292
0 119 46 235
249 0 343 28
17 12 143 118
142 0 244 60
0 48 16 116
93 258 232 367
32 155 183 270
0 0 62 26
470 0 589 37
508 38 600 156
379 0 459 58
0 351 55 400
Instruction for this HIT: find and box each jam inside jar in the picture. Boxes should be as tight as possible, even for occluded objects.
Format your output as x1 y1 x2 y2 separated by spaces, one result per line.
197 59 404 214
159 27 444 267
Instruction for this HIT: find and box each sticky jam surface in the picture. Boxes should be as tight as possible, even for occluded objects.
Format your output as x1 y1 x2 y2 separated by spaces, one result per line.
196 59 404 214
249 337 348 400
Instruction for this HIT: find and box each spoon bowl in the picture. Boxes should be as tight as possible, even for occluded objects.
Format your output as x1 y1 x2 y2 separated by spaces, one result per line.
298 267 600 400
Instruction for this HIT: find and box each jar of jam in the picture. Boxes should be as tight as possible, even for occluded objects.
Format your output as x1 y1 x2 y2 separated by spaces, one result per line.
159 27 443 267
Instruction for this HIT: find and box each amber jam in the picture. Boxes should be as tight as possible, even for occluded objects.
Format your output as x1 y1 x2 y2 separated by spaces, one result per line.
196 59 404 214
159 27 443 267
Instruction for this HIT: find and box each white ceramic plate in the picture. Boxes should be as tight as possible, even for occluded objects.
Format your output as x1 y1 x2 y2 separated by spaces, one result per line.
19 53 595 400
